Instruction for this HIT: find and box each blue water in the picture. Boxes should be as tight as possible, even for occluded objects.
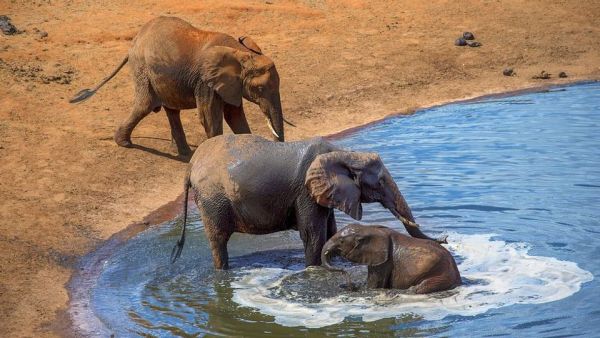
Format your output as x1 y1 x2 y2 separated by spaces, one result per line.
88 82 600 337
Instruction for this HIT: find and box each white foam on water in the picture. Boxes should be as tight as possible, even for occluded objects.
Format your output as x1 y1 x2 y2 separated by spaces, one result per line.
231 233 593 328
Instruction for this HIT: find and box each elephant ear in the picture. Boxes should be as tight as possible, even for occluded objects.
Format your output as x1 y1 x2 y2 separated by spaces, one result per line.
200 46 244 107
238 36 263 55
346 227 391 266
305 151 364 220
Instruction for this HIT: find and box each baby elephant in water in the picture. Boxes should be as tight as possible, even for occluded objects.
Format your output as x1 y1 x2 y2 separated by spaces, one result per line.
322 224 461 293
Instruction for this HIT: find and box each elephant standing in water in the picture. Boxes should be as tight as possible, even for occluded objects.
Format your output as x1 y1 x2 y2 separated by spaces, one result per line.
70 16 286 155
322 224 460 293
171 134 445 269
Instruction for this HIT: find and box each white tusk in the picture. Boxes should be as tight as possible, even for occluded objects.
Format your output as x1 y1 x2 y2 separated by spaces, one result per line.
266 118 280 139
399 216 420 228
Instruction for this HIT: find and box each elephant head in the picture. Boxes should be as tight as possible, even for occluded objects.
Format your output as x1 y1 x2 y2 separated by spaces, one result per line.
200 46 284 141
321 224 392 271
305 151 443 242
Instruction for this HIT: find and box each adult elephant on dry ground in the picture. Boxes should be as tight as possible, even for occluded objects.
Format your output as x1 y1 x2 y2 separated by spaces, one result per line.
322 224 461 293
171 134 446 269
70 16 286 156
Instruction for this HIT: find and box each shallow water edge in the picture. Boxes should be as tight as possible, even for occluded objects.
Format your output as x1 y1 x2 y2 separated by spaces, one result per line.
65 79 599 337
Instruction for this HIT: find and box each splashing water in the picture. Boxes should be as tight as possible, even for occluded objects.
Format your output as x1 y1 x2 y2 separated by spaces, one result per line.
232 233 592 328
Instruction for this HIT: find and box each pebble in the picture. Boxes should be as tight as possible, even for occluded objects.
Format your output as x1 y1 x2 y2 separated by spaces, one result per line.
0 15 19 35
503 68 514 76
463 32 475 40
455 37 467 46
559 71 568 78
467 41 482 47
532 70 551 79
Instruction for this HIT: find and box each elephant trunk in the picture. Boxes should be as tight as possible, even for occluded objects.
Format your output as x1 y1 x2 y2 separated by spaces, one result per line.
321 238 356 289
260 94 284 142
321 239 343 272
384 173 440 242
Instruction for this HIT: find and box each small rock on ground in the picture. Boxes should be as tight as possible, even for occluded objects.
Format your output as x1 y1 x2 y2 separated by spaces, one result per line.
532 70 551 79
559 71 568 78
455 37 467 46
503 68 515 76
463 31 475 40
0 15 20 35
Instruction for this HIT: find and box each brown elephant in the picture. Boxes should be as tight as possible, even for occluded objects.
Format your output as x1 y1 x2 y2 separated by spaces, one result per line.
171 134 445 269
321 224 461 293
70 16 285 155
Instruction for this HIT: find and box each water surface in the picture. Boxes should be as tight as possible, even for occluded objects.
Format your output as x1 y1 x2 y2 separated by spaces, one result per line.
89 82 600 336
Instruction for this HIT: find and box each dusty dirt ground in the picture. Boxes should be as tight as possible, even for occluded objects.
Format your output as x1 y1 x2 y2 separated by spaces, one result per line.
0 0 599 336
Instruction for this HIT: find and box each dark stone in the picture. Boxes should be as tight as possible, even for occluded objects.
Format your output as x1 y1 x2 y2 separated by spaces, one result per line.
559 71 568 78
0 15 19 35
463 31 475 40
455 37 467 46
503 68 514 76
38 31 48 38
532 70 551 79
467 41 482 47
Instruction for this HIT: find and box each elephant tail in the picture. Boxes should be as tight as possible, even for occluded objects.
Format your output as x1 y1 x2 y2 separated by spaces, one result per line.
69 55 129 104
171 169 192 263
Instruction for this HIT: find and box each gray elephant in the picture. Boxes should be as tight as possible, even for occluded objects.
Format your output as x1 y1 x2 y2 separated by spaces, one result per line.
70 16 285 156
322 224 461 293
171 134 445 269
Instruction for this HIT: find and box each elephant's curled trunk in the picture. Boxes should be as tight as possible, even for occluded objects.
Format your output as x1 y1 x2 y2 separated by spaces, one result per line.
321 240 357 290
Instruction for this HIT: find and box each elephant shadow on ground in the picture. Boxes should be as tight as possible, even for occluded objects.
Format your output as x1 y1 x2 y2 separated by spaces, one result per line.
130 143 194 162
98 135 197 162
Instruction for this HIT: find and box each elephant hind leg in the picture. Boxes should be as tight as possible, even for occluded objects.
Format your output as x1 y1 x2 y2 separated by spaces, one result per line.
414 275 454 294
201 206 234 270
208 232 231 270
165 107 192 156
203 219 232 270
115 75 159 147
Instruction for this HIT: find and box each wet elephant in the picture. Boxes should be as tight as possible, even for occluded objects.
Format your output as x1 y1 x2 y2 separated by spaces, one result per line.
322 224 461 293
70 16 285 155
171 134 444 269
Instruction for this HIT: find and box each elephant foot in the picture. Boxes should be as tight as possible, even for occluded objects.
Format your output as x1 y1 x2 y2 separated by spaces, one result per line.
178 147 193 157
170 141 192 157
114 130 133 148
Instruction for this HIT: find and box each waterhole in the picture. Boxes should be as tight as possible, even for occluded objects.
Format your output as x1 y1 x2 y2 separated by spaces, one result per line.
75 82 599 336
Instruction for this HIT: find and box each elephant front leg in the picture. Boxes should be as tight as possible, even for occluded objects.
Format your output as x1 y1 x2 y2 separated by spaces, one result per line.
224 103 251 134
196 84 224 139
297 205 330 266
326 210 337 240
165 107 192 156
367 264 392 289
